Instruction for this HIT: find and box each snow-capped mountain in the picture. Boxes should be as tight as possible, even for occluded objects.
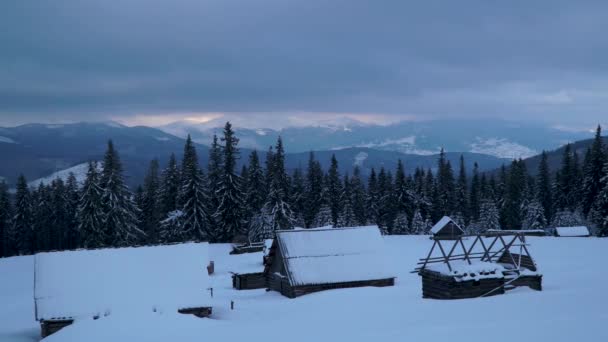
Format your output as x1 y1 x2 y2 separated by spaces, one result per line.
157 118 590 159
28 162 101 188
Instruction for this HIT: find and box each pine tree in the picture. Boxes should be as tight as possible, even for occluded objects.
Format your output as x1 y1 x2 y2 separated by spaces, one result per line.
158 153 180 219
522 200 547 230
378 169 396 233
555 144 575 211
336 174 356 227
313 177 333 227
159 209 185 243
366 168 380 225
536 151 553 223
78 161 105 249
64 173 80 249
477 198 501 232
12 174 33 254
582 125 606 215
304 152 324 227
327 154 342 226
261 137 295 234
551 210 586 228
350 166 367 226
502 159 527 230
100 140 144 247
593 163 608 235
141 159 161 244
455 155 469 224
392 212 409 235
33 183 54 251
207 134 222 228
410 209 427 235
394 160 413 218
290 168 306 228
213 122 246 242
469 162 481 222
0 181 12 257
50 179 69 250
244 150 266 231
179 135 210 242
436 149 456 216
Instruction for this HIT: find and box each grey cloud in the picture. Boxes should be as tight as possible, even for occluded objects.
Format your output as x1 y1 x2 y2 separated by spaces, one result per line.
1 1 608 125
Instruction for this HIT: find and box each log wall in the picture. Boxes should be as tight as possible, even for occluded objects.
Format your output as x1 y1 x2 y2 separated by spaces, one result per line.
232 272 267 290
40 319 73 338
420 270 505 299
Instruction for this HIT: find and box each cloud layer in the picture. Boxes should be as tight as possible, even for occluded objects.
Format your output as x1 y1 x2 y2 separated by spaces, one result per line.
1 1 608 126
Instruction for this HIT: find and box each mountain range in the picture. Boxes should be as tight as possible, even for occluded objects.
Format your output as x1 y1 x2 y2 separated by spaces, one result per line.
0 120 598 188
159 117 590 159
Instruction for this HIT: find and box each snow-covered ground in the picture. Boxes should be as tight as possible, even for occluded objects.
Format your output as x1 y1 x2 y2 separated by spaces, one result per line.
1 236 607 342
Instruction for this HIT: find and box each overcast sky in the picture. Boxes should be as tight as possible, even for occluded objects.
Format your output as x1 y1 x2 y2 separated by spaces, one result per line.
1 1 608 128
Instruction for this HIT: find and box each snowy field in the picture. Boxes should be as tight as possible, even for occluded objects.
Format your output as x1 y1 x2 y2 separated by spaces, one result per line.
1 236 608 342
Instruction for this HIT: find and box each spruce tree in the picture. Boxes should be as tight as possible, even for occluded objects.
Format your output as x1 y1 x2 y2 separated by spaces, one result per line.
313 177 333 227
394 160 413 218
207 134 222 227
304 152 324 227
179 135 210 242
522 200 547 230
290 168 306 227
77 161 105 249
159 153 180 219
378 169 396 233
410 209 427 235
455 155 469 224
582 125 606 215
33 183 53 251
502 159 527 230
591 160 608 235
436 149 456 216
261 137 294 233
469 162 481 222
477 198 501 232
392 212 409 235
50 179 69 250
0 181 12 257
336 174 356 227
141 159 161 244
244 150 266 231
64 173 80 249
327 154 342 226
555 144 575 211
366 168 380 225
213 122 246 242
100 140 144 247
536 151 553 222
350 166 367 226
12 174 33 254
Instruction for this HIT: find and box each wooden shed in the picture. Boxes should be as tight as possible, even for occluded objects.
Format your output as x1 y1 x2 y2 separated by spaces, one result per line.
415 231 542 299
264 226 396 298
34 243 213 338
430 216 464 239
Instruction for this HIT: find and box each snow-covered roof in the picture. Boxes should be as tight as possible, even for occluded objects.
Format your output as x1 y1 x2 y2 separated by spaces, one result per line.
426 261 505 282
430 216 463 235
275 226 395 286
34 243 210 321
554 226 590 237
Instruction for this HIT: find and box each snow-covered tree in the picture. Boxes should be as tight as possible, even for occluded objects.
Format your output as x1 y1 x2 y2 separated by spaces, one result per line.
179 135 210 241
158 153 180 219
593 163 608 236
410 209 427 235
100 140 144 247
140 159 161 244
327 154 342 226
304 152 324 227
78 161 105 249
522 200 547 230
551 210 586 228
261 137 294 233
244 150 266 231
63 173 80 250
33 183 53 251
12 174 33 254
0 181 12 257
213 122 245 242
392 212 409 235
477 198 501 232
336 175 356 228
159 210 185 243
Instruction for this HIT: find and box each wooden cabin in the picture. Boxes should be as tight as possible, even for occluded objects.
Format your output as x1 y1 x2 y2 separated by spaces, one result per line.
415 231 542 299
264 226 396 298
553 226 590 237
430 216 464 239
34 243 213 338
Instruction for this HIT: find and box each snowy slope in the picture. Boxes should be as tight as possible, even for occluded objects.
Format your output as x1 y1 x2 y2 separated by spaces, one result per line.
2 236 608 342
28 162 100 187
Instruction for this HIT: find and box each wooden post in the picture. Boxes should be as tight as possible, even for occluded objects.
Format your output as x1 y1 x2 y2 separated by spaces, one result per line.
231 301 234 310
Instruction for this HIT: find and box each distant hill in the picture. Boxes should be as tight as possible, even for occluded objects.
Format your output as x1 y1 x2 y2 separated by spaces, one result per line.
519 135 608 176
0 122 509 188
